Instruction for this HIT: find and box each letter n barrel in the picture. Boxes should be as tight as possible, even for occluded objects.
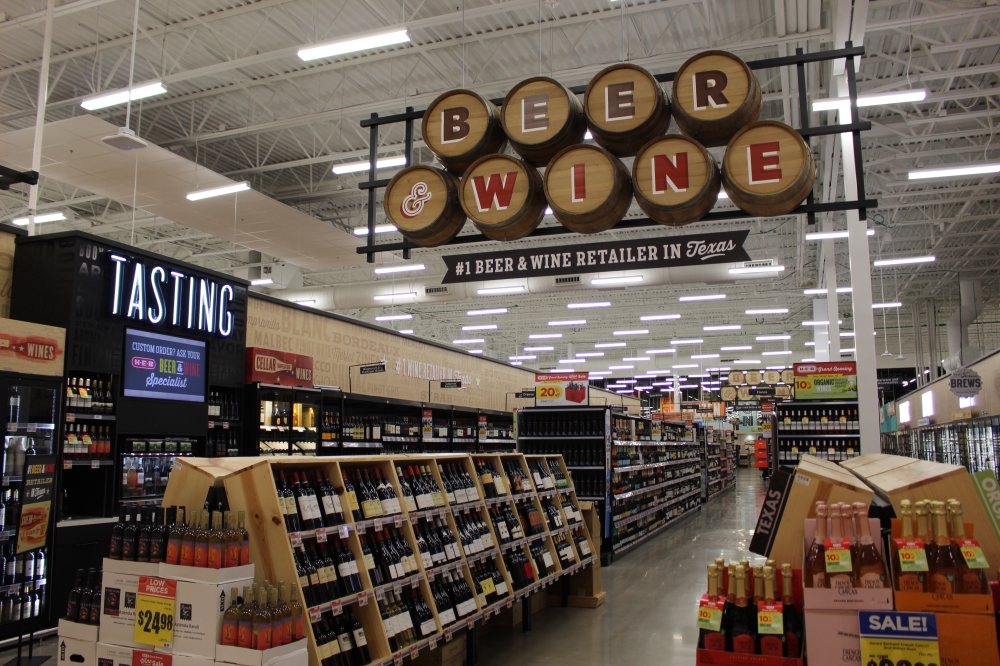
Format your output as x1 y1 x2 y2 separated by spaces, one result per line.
460 154 546 241
422 89 507 174
383 165 466 247
722 120 816 217
671 51 761 147
632 135 720 227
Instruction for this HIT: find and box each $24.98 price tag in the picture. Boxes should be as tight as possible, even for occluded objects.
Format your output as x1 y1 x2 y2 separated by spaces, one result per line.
134 577 176 648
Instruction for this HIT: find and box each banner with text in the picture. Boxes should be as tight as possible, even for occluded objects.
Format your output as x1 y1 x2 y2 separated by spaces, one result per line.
441 230 751 283
793 362 858 400
535 373 590 407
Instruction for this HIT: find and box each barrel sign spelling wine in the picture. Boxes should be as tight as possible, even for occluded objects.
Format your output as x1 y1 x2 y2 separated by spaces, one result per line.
543 144 632 234
632 134 720 227
383 165 466 247
459 154 546 241
422 89 507 173
501 77 587 167
721 120 816 216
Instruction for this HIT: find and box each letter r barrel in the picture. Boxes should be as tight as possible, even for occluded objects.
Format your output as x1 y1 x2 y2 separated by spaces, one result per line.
671 51 761 147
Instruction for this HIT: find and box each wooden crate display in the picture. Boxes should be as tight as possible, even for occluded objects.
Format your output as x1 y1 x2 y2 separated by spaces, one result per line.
213 452 597 666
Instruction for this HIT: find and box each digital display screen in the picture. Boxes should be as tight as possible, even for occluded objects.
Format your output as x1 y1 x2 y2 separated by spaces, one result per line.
123 328 206 403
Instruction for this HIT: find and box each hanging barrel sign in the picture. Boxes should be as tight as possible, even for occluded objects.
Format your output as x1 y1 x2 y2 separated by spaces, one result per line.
501 77 587 167
460 154 546 241
671 51 761 147
422 89 507 173
721 120 816 216
583 63 671 156
543 144 632 234
383 165 466 247
632 134 720 227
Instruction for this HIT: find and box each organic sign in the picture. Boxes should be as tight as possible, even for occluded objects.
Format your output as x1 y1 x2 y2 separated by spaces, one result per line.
441 230 750 283
949 367 982 398
535 373 589 407
793 362 858 400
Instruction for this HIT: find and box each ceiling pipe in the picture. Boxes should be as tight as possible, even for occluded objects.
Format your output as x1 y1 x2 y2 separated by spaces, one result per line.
944 278 984 371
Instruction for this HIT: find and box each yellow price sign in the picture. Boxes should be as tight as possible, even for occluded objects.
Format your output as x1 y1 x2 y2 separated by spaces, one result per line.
535 385 563 400
960 543 990 569
134 577 176 648
825 547 853 573
479 577 496 596
756 602 784 634
696 601 723 631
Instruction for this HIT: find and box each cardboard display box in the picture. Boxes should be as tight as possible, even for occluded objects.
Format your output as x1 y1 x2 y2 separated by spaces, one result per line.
60 618 100 642
59 637 97 666
409 633 466 666
99 560 154 648
801 518 893 610
162 577 250 659
803 610 859 666
696 648 803 666
215 640 307 666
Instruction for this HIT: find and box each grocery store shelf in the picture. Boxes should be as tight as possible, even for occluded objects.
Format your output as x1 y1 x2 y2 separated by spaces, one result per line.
612 473 701 501
612 503 699 557
613 488 701 527
566 465 604 470
613 458 699 474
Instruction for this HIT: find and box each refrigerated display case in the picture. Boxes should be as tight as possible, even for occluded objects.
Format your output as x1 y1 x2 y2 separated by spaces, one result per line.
245 383 321 455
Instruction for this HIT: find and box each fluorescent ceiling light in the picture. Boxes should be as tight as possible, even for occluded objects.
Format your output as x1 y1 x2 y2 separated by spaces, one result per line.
704 324 741 331
399 329 414 335
373 263 425 274
510 361 523 366
721 345 753 351
468 308 507 316
671 338 704 345
11 212 66 225
677 384 698 389
567 302 610 309
453 338 484 344
635 386 653 391
802 358 817 362
841 347 857 353
690 374 710 378
691 353 719 359
333 156 407 175
293 299 316 306
478 285 525 295
354 224 399 236
595 342 626 348
576 352 604 358
299 29 410 61
805 230 875 240
652 382 672 387
908 164 1000 180
734 359 761 364
509 355 536 361
468 349 483 354
589 371 611 376
729 265 785 275
873 302 903 309
646 349 676 355
613 329 648 336
745 308 788 315
81 82 167 110
640 314 681 321
619 380 638 384
805 342 815 347
762 350 793 356
802 320 843 326
374 292 417 301
591 276 642 286
706 367 731 372
558 359 586 364
549 319 586 326
250 278 273 286
804 287 852 294
616 390 634 394
186 182 251 201
622 356 650 362
765 365 786 370
679 294 725 302
840 332 855 338
873 256 935 267
811 89 927 111
375 314 413 322
549 368 576 373
529 333 561 339
463 324 497 331
756 334 790 341
673 363 697 369
609 365 634 370
524 346 554 352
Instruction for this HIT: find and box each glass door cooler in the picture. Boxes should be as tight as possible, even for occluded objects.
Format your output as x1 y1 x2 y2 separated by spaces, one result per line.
246 383 320 456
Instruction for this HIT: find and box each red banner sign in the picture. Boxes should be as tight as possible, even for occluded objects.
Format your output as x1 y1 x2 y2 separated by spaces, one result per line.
245 347 314 387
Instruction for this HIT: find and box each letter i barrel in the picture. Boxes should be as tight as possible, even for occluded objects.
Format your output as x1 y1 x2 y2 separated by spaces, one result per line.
631 135 720 227
670 51 761 147
460 154 546 241
721 120 816 217
583 63 671 156
501 77 587 167
543 144 632 234
422 89 508 174
383 165 467 247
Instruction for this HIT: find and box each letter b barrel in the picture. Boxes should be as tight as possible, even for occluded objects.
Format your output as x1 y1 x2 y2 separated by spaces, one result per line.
422 89 508 174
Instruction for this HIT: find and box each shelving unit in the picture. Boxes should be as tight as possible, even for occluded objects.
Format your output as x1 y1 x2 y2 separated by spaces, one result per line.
880 415 1000 478
771 400 862 468
702 425 736 501
217 452 596 666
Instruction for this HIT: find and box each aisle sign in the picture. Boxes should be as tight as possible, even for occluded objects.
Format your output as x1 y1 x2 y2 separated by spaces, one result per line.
134 576 177 648
651 413 662 441
859 612 939 666
793 362 857 400
535 373 589 406
949 367 982 398
16 455 56 554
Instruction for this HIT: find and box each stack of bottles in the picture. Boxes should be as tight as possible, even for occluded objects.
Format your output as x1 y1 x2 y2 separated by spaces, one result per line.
121 456 175 497
517 411 604 437
803 501 888 589
273 469 346 531
292 538 364 605
109 505 251 568
891 498 990 594
697 558 803 658
64 568 102 626
0 546 44 623
377 588 437 653
220 580 304 651
309 606 371 666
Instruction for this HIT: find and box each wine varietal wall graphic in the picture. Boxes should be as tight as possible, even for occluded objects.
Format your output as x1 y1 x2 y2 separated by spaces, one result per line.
440 229 750 283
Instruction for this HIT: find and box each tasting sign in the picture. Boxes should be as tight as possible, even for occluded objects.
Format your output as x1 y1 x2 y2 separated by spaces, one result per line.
535 373 589 407
441 230 750 283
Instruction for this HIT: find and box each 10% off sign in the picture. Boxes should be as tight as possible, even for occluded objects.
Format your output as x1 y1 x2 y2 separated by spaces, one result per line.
859 611 939 666
134 576 177 648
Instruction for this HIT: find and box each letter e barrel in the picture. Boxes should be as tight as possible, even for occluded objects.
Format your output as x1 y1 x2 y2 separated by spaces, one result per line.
383 165 466 247
422 89 507 174
722 121 816 217
460 154 546 241
632 135 720 227
501 77 587 167
671 51 761 147
584 64 671 157
543 144 632 234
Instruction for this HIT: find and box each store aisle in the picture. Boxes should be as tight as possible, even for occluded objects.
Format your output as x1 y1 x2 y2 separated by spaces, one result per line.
478 469 769 666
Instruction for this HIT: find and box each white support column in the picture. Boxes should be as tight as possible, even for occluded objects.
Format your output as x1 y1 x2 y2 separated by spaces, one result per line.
27 0 57 237
813 299 830 361
823 224 841 357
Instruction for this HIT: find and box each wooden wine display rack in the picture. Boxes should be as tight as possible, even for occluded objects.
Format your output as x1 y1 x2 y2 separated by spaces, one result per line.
181 452 599 666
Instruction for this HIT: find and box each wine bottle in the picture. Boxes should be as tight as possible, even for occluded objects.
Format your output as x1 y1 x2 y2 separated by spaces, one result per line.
698 564 725 651
853 502 887 588
757 566 785 656
915 500 937 570
65 569 84 622
894 500 926 592
222 587 240 646
109 509 126 560
948 500 987 594
728 566 756 654
804 502 827 588
781 564 802 657
928 500 960 594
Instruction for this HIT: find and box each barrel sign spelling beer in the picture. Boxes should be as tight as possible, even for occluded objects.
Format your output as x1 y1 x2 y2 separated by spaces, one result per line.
501 77 586 167
671 51 761 147
460 154 546 241
543 144 632 234
632 134 721 227
383 165 466 247
722 120 816 217
422 89 507 173
583 63 671 156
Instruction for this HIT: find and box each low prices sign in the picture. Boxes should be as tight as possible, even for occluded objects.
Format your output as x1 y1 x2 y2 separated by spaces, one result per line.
535 373 589 407
793 362 858 400
134 576 177 648
245 347 314 387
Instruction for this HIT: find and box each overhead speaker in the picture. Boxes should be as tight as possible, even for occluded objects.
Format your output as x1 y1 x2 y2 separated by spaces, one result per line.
101 127 147 151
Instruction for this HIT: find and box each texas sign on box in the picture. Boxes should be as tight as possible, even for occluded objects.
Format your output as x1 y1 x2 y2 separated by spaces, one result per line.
535 373 589 407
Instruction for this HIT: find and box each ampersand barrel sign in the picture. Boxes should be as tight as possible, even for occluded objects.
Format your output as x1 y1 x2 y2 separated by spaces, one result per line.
460 154 546 241
722 120 816 217
422 89 507 174
501 77 587 167
583 63 671 156
670 50 761 147
632 134 721 227
383 165 467 247
543 144 632 234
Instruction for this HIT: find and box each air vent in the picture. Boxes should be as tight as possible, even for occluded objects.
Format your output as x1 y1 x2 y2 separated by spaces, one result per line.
425 286 448 294
555 276 581 284
736 259 777 269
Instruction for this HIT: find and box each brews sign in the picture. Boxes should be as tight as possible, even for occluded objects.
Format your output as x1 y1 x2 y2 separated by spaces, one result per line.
441 229 749 283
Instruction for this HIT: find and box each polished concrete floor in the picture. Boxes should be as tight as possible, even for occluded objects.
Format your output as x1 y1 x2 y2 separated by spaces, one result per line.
478 468 768 666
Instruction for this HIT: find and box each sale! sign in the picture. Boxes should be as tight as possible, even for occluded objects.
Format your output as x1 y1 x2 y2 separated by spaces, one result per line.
793 362 858 400
535 373 589 406
134 577 177 648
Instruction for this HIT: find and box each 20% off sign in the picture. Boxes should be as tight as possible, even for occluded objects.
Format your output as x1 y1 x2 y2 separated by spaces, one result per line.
134 576 177 648
859 611 940 666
